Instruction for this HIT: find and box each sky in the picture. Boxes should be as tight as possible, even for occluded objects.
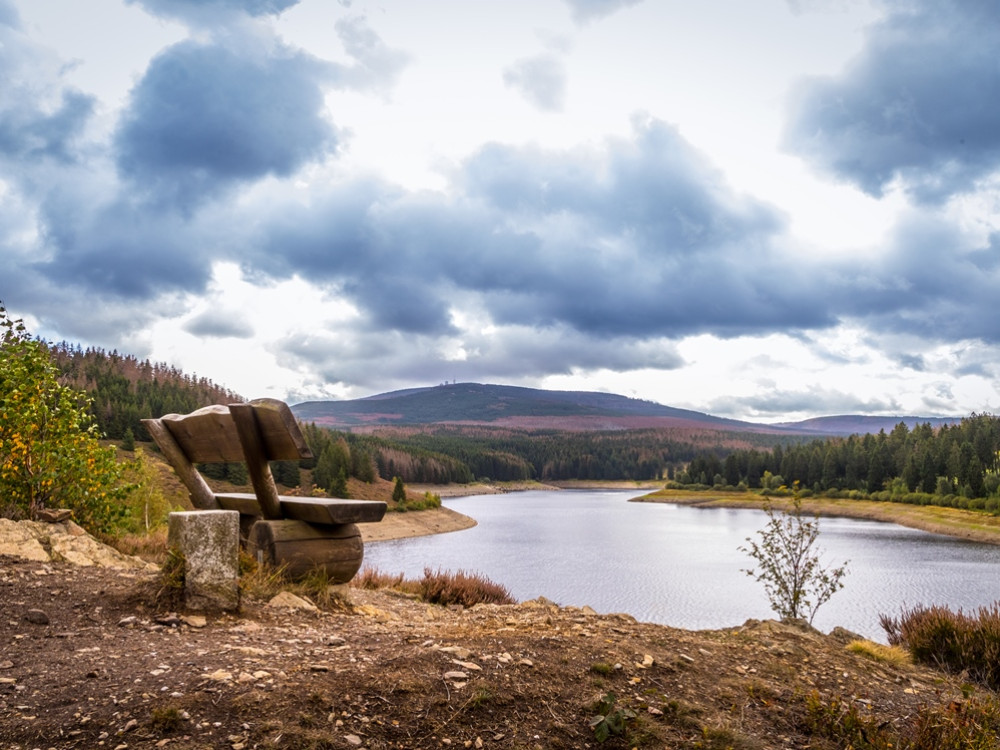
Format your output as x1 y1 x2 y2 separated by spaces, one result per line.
2 0 1000 423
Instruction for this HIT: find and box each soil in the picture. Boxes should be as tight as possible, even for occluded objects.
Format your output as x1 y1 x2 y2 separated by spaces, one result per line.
0 551 983 750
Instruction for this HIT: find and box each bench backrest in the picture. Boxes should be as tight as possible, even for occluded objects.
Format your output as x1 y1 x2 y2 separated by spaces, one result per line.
142 398 313 518
156 400 310 464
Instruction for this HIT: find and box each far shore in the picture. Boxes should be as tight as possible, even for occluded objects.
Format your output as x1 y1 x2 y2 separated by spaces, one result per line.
636 489 1000 546
407 478 664 498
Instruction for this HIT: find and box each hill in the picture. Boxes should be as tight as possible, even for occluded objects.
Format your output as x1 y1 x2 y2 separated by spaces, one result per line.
774 414 962 436
293 382 783 432
293 382 959 437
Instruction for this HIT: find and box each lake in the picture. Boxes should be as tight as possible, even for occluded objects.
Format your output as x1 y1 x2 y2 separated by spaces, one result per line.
363 489 1000 641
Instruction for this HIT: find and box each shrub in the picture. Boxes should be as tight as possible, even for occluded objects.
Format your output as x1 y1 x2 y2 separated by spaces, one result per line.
880 602 1000 690
740 496 848 624
0 303 131 534
352 565 515 607
418 567 515 607
805 690 1000 750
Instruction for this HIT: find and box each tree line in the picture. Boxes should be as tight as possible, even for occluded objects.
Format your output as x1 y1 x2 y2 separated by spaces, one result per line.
681 414 1000 501
48 342 242 442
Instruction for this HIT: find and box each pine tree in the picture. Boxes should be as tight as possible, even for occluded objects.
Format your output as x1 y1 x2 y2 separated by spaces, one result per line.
392 476 407 509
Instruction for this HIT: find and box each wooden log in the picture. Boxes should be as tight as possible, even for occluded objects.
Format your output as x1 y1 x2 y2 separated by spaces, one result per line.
229 403 283 520
280 498 387 525
244 398 314 461
157 405 245 463
247 520 364 582
216 494 387 525
141 418 219 510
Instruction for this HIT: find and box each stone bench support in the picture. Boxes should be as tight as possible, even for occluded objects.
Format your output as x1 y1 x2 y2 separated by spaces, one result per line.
167 510 240 612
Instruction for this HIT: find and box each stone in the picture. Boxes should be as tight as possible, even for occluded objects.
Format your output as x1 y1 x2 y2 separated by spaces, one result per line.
443 671 468 680
345 735 362 746
181 615 207 628
23 609 49 625
267 591 318 611
36 508 74 523
168 511 240 612
0 519 156 569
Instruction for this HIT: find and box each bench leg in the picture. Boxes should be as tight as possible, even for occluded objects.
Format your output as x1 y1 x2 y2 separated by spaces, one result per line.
167 510 240 612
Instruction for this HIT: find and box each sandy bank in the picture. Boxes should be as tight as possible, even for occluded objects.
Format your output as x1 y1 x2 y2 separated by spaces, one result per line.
359 504 477 542
635 490 1000 546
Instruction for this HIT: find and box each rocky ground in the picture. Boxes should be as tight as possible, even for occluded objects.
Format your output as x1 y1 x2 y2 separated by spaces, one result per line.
2 537 992 750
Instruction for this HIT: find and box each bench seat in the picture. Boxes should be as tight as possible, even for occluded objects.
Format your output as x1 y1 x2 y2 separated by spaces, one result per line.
216 493 387 525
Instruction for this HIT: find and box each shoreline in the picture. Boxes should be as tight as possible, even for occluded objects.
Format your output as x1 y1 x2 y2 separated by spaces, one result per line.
635 490 1000 546
359 504 477 542
408 478 663 498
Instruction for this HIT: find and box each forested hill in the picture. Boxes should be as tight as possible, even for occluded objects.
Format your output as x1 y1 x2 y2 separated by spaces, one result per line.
48 342 243 441
292 382 767 431
773 415 961 436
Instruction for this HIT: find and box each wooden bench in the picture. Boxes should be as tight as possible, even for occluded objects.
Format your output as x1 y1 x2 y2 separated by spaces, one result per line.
143 399 386 581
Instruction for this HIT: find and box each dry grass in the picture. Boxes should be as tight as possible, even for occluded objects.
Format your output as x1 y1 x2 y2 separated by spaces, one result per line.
100 526 169 564
845 639 911 666
352 565 515 607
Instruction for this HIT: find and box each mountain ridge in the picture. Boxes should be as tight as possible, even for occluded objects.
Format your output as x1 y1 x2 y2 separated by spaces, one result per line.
291 382 961 436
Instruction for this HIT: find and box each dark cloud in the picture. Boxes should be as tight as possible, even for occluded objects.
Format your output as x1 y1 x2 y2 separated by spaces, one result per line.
115 40 336 208
126 0 300 24
273 322 683 398
250 117 824 341
0 90 94 164
36 192 220 299
183 311 255 339
563 0 644 23
785 0 1000 203
502 54 567 112
0 15 95 172
839 213 1000 343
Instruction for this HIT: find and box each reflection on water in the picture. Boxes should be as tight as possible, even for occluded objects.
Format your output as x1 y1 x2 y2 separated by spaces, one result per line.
363 490 1000 641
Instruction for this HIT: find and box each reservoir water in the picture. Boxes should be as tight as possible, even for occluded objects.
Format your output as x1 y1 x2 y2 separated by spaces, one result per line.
363 490 1000 641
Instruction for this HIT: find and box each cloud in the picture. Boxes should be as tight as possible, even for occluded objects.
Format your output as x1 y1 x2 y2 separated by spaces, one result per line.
708 387 901 420
0 11 95 174
785 0 1000 203
114 40 337 208
332 16 411 96
563 0 645 23
273 322 683 398
840 211 1000 343
502 54 567 112
126 0 301 25
183 310 255 339
0 0 19 30
248 116 826 343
